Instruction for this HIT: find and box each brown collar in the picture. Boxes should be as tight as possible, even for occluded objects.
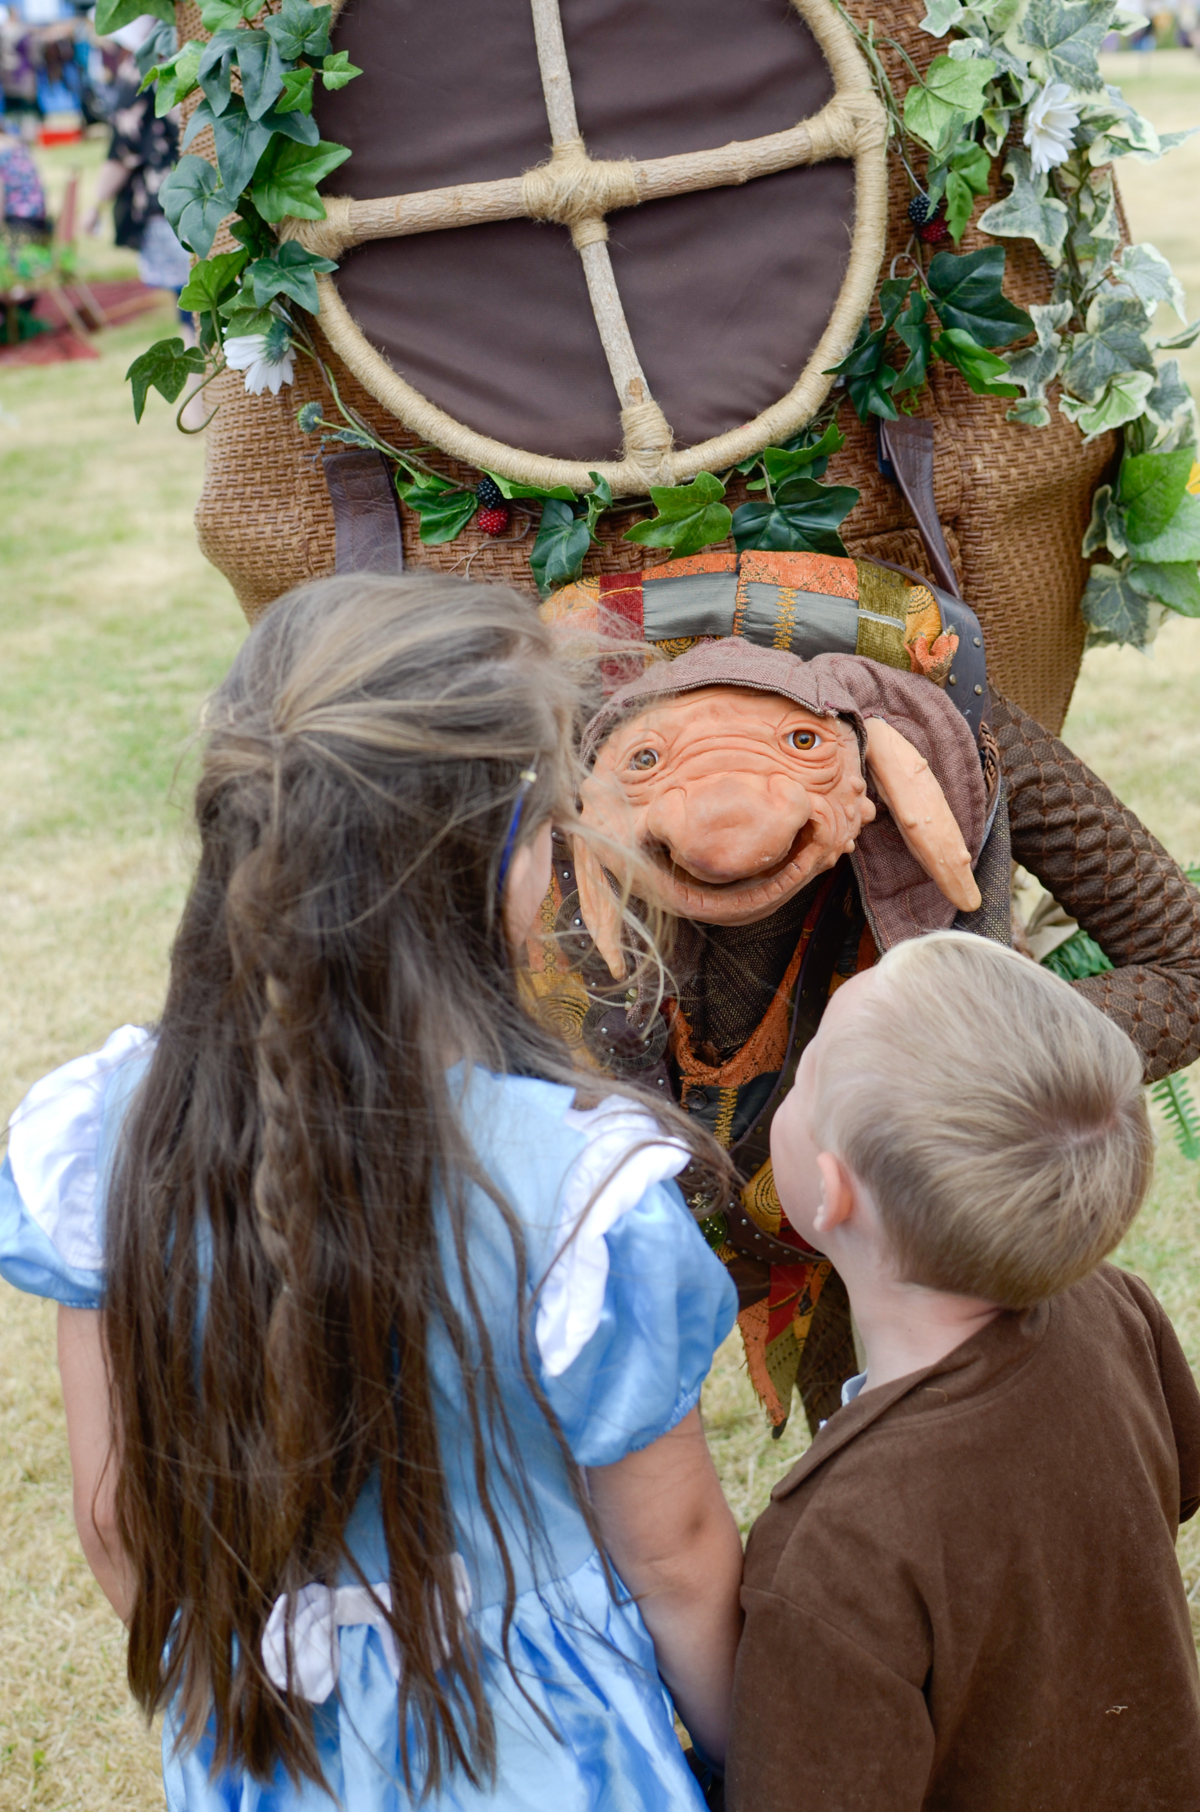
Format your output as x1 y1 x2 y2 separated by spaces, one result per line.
769 1297 1052 1500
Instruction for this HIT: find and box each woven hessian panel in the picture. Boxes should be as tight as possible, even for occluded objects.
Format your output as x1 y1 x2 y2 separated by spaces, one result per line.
188 0 1117 733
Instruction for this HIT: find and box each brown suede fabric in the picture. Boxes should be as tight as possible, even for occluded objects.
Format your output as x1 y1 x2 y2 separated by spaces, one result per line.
727 1266 1200 1812
995 691 1200 1083
585 639 987 952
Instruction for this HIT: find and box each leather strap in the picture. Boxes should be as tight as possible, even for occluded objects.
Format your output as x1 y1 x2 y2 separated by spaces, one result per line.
323 451 405 575
876 416 961 599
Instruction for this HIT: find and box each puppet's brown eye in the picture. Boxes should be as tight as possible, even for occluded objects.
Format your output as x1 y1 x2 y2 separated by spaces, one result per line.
629 748 658 771
788 729 821 751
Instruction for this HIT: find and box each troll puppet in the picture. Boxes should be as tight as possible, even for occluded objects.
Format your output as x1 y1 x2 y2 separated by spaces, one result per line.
528 580 1200 1429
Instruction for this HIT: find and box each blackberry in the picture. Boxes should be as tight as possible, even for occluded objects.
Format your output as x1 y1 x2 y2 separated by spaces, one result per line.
917 215 949 244
476 474 505 510
477 503 512 537
907 192 932 226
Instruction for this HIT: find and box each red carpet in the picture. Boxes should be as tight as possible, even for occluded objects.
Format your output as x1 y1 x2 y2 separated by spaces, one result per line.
0 280 171 370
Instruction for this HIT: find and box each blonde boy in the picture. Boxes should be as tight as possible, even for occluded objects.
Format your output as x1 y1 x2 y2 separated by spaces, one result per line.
727 932 1200 1811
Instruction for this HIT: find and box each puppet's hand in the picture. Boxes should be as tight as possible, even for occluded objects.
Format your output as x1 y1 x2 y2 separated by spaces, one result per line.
864 718 981 913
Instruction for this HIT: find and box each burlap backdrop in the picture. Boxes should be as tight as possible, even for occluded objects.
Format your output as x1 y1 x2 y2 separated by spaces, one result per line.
184 0 1116 733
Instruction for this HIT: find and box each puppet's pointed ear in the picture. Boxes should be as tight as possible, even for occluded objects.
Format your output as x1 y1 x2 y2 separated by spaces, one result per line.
864 717 982 913
572 835 627 980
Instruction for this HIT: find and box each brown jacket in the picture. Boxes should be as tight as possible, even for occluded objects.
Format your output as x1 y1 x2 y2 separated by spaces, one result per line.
727 1267 1200 1811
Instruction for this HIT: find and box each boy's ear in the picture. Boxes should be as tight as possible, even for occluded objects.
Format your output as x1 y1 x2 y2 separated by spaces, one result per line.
814 1151 856 1235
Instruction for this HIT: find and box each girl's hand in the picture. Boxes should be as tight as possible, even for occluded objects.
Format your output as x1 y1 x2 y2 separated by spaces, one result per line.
587 1407 744 1766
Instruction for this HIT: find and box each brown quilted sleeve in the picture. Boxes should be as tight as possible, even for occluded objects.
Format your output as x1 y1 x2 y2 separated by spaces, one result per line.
993 691 1200 1083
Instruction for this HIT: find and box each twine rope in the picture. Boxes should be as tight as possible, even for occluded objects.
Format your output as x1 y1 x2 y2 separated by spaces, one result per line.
520 136 642 249
280 0 888 497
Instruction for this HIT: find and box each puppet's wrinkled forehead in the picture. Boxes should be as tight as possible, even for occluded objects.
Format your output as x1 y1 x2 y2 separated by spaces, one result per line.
581 642 865 766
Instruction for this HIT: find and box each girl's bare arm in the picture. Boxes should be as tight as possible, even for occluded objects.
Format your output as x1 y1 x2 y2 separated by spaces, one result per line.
56 1306 134 1622
587 1406 743 1765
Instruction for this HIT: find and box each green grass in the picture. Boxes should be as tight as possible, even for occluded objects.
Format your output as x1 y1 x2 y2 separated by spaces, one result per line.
1 61 1199 1808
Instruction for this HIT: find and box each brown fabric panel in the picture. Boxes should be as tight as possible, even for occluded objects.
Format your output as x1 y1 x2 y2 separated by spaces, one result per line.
993 690 1200 1082
314 0 854 458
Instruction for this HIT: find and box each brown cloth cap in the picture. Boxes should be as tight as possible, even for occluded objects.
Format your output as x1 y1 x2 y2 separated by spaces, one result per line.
584 638 988 949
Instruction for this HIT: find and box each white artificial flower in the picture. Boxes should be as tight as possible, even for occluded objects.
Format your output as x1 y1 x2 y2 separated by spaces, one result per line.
223 331 297 397
1023 83 1080 175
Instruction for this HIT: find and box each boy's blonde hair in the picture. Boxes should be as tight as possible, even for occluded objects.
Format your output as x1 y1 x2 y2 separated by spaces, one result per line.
811 932 1154 1306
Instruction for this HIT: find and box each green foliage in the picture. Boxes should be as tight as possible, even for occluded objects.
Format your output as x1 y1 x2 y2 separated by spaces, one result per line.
530 499 591 596
977 148 1070 265
249 138 351 222
623 472 734 559
731 479 860 556
158 156 235 261
926 246 1034 347
1118 447 1195 547
484 471 576 502
394 475 478 545
1039 926 1113 981
1080 562 1151 647
1150 1075 1200 1162
243 241 338 311
275 66 314 113
321 50 362 89
1015 0 1112 93
826 315 898 421
175 248 247 314
1128 562 1200 617
93 0 172 33
264 0 333 60
932 327 1020 396
902 52 995 150
125 339 206 423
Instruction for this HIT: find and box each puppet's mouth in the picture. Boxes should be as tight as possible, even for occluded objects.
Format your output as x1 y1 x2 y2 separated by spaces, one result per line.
644 823 829 921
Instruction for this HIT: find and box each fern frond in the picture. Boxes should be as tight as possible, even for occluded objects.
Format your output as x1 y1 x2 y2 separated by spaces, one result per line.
1151 1074 1200 1163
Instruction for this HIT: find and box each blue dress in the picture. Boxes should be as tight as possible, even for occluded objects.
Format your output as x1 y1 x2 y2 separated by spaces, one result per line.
0 1028 738 1811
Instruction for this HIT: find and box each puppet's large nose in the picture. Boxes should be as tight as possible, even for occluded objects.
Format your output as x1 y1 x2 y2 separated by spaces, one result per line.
645 774 811 883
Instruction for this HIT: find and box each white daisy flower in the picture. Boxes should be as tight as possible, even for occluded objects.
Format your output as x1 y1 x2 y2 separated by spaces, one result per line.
223 325 297 397
1023 83 1080 175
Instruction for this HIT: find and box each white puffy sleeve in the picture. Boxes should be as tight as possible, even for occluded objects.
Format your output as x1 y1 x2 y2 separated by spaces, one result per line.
0 1025 153 1308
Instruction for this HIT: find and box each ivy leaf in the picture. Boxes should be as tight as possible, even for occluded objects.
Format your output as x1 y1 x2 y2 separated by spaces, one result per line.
1118 447 1194 546
244 240 337 311
198 0 258 27
125 337 206 423
483 470 577 502
1061 291 1156 403
1081 483 1127 558
1007 397 1052 426
903 54 996 152
826 316 899 421
144 40 203 115
176 247 248 313
276 67 314 114
892 287 932 394
731 479 860 556
1155 318 1200 353
926 246 1035 348
933 327 1021 396
249 138 351 223
761 424 846 486
1080 563 1150 648
1111 243 1187 322
321 50 362 89
1128 560 1200 616
264 0 333 61
583 471 613 536
623 472 733 558
530 498 591 596
1120 488 1200 564
218 302 275 337
234 30 285 121
1016 0 1112 93
196 29 242 116
395 477 478 546
95 0 172 31
943 143 991 243
1003 298 1071 403
1059 369 1156 440
158 155 236 259
977 149 1069 265
918 0 967 32
186 99 270 198
1143 360 1196 444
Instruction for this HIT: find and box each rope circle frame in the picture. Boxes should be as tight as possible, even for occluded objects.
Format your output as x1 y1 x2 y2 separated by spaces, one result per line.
283 0 889 497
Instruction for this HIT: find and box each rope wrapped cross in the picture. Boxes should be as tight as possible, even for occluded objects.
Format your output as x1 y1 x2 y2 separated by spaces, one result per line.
282 0 888 495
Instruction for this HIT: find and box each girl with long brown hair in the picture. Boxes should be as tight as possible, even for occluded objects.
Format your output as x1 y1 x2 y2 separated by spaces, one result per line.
0 576 742 1808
